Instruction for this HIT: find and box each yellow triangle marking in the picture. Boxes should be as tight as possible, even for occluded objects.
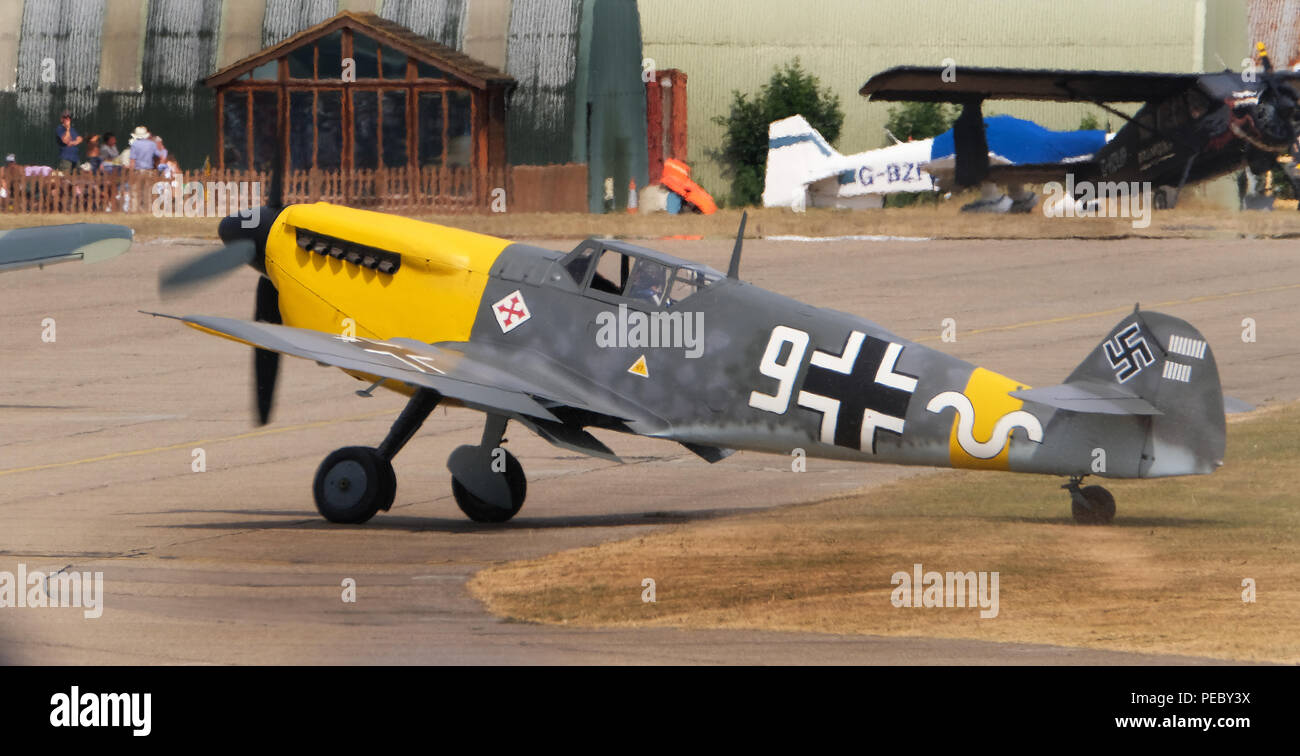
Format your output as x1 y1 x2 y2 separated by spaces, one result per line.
628 354 649 377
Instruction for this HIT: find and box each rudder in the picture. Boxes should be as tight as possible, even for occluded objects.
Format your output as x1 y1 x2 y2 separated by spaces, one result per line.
1064 309 1226 477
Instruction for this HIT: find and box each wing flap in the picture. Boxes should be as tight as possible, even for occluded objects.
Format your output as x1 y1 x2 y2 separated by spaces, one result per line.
514 417 621 462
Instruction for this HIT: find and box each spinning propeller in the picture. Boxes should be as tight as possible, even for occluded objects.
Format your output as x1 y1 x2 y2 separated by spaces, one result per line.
158 106 286 425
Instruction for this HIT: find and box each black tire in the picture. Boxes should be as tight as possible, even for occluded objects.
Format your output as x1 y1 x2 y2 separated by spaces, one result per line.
1071 485 1116 525
313 446 395 524
451 450 526 523
377 458 397 511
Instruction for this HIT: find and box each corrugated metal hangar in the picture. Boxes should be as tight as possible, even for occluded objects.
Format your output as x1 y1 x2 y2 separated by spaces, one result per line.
0 0 1295 210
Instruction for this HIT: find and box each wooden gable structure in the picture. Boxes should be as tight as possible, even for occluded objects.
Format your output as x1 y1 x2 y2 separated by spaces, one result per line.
204 11 514 185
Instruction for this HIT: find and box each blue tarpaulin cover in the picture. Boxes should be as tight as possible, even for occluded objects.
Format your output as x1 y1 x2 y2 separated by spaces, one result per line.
930 114 1106 164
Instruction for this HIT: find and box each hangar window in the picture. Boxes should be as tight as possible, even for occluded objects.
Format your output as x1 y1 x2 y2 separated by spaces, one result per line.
317 30 343 79
205 11 512 191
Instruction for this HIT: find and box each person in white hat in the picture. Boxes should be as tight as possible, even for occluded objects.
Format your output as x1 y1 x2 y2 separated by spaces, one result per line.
127 125 160 170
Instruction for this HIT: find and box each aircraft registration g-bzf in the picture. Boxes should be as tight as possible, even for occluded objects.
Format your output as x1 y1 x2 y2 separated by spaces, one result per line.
153 189 1233 527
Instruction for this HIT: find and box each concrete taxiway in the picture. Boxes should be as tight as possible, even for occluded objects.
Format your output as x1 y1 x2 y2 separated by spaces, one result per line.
1 234 1295 664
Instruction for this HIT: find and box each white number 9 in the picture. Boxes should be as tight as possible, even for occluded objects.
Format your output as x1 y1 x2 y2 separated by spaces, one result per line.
749 326 809 414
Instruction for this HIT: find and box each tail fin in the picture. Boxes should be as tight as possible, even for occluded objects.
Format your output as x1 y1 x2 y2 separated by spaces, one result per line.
762 115 843 209
1013 309 1226 477
1069 309 1225 476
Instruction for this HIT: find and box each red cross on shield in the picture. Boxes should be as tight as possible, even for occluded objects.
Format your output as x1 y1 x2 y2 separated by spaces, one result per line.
492 289 531 333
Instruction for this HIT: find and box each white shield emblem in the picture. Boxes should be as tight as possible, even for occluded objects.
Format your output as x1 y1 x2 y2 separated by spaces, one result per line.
492 289 531 333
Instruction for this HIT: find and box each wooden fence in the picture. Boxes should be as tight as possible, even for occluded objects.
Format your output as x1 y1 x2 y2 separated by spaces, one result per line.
0 163 587 216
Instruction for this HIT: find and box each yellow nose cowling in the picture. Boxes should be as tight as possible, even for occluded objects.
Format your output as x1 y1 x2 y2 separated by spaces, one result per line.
263 202 513 345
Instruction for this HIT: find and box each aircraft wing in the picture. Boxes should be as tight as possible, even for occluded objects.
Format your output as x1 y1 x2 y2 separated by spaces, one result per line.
925 159 1094 188
147 314 648 460
861 66 1201 103
979 161 1097 186
0 223 133 272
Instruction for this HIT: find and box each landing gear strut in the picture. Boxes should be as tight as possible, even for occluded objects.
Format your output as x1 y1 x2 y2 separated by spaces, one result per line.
1063 475 1116 525
447 414 527 523
311 391 528 524
312 388 440 524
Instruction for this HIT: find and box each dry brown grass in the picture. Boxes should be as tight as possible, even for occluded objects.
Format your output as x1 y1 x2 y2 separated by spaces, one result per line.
470 403 1300 662
5 193 1300 241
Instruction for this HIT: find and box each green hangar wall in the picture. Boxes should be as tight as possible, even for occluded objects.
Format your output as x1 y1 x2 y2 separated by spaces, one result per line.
641 0 1251 206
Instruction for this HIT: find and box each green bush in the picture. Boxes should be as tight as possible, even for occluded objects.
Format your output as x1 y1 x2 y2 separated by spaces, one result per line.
711 59 843 207
883 102 956 145
1078 111 1102 131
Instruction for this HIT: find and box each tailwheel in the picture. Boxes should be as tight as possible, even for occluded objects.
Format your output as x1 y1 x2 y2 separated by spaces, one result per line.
450 447 527 523
1064 476 1116 525
313 446 395 524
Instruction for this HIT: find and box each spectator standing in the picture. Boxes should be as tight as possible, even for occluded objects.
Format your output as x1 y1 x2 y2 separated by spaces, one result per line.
1 154 17 201
55 110 82 173
100 133 120 174
86 134 102 173
154 136 169 174
128 125 160 170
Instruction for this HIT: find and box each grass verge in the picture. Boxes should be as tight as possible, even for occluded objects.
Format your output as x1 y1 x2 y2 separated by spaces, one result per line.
470 403 1300 662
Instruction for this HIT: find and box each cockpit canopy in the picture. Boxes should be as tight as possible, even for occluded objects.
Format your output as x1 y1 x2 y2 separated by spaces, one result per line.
560 239 723 307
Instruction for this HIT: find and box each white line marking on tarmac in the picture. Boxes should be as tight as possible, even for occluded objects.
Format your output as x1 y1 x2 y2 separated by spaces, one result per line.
765 234 931 242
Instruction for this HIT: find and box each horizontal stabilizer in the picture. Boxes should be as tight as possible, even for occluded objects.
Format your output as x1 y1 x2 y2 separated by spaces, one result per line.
1011 380 1161 415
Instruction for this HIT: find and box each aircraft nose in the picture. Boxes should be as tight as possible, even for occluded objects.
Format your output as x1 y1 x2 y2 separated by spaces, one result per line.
218 206 281 275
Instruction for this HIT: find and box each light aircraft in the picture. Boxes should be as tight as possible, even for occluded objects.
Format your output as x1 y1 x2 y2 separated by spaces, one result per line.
860 44 1300 209
152 171 1234 526
0 224 132 272
763 113 1107 211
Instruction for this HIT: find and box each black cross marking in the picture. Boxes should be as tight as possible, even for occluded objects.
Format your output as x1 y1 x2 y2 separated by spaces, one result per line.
799 333 916 452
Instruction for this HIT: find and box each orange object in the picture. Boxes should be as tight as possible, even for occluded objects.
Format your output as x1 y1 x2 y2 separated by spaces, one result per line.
628 179 638 213
660 158 716 214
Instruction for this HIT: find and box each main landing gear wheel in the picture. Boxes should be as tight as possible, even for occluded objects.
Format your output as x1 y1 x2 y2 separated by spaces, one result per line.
1064 477 1116 525
310 388 439 525
451 448 527 523
313 446 395 524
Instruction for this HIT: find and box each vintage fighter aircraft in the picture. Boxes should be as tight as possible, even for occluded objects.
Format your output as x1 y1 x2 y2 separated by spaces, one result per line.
153 180 1232 526
860 44 1300 208
0 223 132 272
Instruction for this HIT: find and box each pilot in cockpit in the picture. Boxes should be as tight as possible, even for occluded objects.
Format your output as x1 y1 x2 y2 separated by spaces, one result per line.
625 260 671 306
